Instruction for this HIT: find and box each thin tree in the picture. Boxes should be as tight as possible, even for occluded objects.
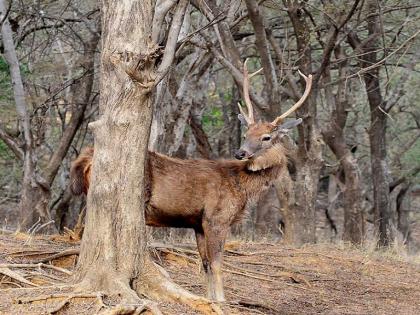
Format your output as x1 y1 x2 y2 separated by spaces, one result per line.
348 0 392 246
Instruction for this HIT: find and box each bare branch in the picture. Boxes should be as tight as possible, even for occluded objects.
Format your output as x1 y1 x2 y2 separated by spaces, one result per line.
152 0 177 43
0 125 23 160
244 0 279 103
155 0 189 85
43 37 99 185
202 39 267 110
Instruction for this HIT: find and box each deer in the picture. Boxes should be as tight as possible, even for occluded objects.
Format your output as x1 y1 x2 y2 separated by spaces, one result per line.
70 60 312 302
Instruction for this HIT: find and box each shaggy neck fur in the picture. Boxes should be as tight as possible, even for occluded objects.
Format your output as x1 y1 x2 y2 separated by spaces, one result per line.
247 143 287 172
239 143 287 201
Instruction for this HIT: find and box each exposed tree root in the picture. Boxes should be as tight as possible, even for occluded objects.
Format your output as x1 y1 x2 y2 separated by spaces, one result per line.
137 260 223 315
99 303 161 315
73 270 164 315
47 297 71 314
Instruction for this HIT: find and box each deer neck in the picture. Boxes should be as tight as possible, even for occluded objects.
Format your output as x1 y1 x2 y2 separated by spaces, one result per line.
238 144 286 203
246 143 286 172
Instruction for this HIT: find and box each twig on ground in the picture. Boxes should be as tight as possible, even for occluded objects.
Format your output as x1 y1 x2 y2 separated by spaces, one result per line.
0 267 38 287
9 250 59 257
224 268 276 283
15 292 103 304
223 261 311 287
25 270 63 282
29 248 80 263
0 280 23 288
151 242 199 256
0 263 72 275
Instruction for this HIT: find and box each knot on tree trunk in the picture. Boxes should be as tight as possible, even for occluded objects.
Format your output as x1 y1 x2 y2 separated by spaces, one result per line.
108 45 163 91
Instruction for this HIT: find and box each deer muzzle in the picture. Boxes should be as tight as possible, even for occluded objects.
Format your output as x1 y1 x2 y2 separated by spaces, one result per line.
234 149 253 160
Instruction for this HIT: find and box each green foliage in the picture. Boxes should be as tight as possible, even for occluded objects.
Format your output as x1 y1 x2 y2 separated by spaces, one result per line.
202 106 224 129
0 140 13 160
0 57 12 102
401 141 420 184
0 56 31 103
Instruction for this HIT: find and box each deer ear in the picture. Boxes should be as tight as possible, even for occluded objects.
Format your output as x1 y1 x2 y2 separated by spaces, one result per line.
238 114 248 127
278 118 302 131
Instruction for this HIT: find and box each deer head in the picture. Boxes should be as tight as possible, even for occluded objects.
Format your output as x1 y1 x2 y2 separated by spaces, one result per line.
234 59 313 162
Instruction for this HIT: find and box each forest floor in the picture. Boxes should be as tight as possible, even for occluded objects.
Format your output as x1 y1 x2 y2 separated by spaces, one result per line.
0 232 419 315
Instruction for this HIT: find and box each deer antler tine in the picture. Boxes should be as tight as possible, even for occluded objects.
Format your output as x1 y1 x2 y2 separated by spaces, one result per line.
297 69 306 78
243 58 255 124
271 70 313 126
238 102 251 124
249 67 263 79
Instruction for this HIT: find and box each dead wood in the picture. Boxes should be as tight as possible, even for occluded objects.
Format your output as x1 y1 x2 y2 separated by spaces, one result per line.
0 263 72 275
29 248 80 263
15 292 102 304
0 267 38 287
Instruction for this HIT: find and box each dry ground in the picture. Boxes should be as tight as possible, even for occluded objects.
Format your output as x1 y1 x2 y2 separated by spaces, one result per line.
0 232 419 315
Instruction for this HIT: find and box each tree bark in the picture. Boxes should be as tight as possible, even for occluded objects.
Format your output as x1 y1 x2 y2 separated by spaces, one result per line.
281 2 323 245
323 132 364 243
322 47 365 244
75 1 220 313
396 183 412 247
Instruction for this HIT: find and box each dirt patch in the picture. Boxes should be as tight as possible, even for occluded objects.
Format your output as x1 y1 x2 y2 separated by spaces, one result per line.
0 233 419 314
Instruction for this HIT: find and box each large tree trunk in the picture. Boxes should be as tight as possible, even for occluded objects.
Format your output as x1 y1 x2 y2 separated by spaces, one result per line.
75 1 220 313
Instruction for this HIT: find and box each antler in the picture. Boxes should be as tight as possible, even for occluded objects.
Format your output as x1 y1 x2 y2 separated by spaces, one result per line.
271 70 313 126
238 59 263 126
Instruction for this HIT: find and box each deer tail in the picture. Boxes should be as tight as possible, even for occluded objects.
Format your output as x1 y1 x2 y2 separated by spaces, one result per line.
70 147 94 195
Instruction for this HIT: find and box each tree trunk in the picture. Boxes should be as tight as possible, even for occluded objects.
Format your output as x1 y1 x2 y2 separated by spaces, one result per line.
323 132 364 243
368 84 392 246
347 0 392 246
281 3 323 245
75 1 220 313
322 46 365 244
395 183 412 247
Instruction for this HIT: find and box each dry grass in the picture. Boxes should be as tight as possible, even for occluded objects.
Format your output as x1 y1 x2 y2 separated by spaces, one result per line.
0 232 419 315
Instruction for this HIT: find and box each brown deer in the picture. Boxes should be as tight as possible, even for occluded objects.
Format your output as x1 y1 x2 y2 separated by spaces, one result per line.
70 60 312 302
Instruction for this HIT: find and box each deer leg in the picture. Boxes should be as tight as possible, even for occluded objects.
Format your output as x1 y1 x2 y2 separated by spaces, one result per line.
202 221 228 302
194 229 213 298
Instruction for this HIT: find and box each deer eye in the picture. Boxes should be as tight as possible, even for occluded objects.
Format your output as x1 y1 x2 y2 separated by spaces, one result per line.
261 135 271 141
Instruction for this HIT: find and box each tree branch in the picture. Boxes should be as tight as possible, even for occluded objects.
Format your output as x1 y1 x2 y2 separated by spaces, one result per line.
0 124 23 160
244 0 279 104
152 0 177 43
155 0 190 84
